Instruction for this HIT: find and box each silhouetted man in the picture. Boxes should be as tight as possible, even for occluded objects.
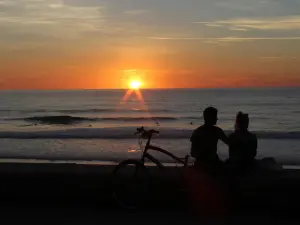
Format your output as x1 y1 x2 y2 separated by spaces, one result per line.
190 107 228 171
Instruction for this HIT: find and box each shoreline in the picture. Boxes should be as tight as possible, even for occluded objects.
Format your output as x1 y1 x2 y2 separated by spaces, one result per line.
0 158 300 170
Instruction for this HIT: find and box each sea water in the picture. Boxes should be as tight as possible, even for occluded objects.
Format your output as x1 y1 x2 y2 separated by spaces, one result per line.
0 88 299 164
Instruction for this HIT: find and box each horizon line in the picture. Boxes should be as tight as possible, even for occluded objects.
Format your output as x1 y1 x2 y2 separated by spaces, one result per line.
0 86 299 92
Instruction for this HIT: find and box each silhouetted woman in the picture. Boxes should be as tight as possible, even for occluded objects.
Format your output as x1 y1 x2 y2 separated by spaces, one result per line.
227 112 257 171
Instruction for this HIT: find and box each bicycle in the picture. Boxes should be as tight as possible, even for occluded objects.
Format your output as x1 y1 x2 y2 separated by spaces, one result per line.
112 126 191 209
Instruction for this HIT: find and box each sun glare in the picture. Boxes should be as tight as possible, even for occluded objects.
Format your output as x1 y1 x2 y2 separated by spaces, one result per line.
129 80 142 90
121 76 147 111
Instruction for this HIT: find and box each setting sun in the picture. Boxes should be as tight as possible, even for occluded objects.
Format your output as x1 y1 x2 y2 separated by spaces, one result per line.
129 80 142 90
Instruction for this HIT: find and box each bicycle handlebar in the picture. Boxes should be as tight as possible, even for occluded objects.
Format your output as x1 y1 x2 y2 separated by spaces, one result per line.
134 126 159 136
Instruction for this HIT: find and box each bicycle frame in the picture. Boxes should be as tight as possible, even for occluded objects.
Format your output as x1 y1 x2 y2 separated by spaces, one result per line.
140 133 187 168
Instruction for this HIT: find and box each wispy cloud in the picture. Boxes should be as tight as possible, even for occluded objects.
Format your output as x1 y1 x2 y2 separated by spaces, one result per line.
124 9 147 16
0 0 107 40
259 56 298 61
215 0 270 11
149 36 300 43
194 16 300 31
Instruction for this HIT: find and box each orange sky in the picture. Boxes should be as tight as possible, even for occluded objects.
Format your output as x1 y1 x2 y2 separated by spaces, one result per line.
1 0 300 90
1 50 299 90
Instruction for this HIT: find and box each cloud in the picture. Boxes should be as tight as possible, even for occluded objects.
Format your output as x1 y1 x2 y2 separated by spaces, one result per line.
228 27 248 32
149 36 300 43
0 0 158 51
215 0 269 11
0 0 107 41
259 56 298 61
124 9 147 16
194 16 300 31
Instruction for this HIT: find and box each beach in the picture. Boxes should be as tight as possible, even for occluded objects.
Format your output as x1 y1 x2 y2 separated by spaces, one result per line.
0 88 300 223
2 0 300 222
0 88 300 165
1 160 300 224
0 138 300 166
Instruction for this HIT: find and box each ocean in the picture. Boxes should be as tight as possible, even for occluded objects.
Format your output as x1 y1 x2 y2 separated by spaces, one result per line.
0 88 300 165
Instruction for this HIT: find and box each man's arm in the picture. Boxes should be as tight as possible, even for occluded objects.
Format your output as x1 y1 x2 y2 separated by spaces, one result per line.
190 141 197 158
190 130 202 158
218 128 229 146
227 134 234 158
251 135 258 158
190 133 197 158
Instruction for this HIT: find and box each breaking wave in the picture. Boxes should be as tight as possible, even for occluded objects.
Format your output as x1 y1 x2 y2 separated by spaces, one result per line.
8 115 197 125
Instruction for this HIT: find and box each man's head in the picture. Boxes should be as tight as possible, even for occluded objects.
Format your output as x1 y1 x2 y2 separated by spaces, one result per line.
203 107 218 125
236 112 249 131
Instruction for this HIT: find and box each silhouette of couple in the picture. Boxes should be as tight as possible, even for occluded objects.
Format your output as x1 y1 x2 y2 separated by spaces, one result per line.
190 107 257 173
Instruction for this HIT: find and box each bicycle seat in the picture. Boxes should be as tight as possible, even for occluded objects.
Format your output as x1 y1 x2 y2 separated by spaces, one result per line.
135 127 159 136
149 129 159 134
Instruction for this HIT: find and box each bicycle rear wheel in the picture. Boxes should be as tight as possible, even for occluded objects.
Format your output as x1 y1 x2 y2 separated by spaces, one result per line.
112 159 151 209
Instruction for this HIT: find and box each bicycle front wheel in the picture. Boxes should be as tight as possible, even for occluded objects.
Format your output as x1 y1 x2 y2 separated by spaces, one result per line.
112 159 151 209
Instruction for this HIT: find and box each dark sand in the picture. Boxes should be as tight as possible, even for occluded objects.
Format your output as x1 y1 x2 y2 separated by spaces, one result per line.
0 161 300 224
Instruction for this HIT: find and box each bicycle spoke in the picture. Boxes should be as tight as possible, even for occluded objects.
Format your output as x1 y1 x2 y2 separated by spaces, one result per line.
112 160 150 209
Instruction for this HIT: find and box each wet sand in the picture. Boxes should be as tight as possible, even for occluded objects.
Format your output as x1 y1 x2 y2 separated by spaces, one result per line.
0 161 300 224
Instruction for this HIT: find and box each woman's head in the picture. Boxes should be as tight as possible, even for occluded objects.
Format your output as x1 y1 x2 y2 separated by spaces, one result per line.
235 112 249 131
